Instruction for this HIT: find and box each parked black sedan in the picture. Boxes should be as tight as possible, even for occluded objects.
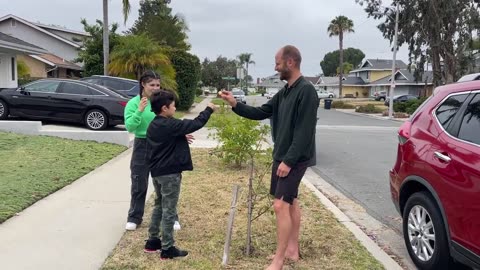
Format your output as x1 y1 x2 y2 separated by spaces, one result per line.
80 75 139 98
384 94 418 106
0 79 129 130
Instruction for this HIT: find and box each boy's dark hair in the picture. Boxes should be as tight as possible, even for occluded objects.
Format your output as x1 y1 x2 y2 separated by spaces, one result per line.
139 70 161 96
151 90 175 114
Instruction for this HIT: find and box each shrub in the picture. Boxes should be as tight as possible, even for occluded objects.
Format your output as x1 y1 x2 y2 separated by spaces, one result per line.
166 49 201 111
332 101 355 109
355 104 384 114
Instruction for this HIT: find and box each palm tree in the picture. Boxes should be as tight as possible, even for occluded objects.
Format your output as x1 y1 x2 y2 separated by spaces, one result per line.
103 0 131 76
237 53 255 91
328 16 354 98
109 34 177 90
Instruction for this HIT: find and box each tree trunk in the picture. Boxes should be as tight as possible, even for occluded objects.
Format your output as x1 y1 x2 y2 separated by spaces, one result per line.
103 0 109 76
339 32 344 98
245 156 254 256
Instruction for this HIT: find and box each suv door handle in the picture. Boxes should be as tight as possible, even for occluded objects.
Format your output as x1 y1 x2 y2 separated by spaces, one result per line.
434 152 451 163
81 98 90 101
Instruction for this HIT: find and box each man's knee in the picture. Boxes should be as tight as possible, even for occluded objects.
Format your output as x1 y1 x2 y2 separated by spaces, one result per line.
273 198 290 213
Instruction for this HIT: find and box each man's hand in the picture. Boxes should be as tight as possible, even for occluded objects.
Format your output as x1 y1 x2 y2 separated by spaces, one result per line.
186 134 195 144
138 97 148 112
276 162 291 178
218 90 237 108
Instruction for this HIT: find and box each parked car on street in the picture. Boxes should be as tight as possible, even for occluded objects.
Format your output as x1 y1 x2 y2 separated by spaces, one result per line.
384 94 418 106
232 89 246 104
80 75 139 98
316 89 335 99
390 80 480 270
265 89 279 99
372 90 387 101
0 79 129 130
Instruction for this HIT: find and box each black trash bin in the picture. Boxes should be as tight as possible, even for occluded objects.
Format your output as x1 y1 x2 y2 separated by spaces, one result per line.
324 98 333 110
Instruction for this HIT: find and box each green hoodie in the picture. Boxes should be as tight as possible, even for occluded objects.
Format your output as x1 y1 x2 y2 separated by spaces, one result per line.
124 96 156 138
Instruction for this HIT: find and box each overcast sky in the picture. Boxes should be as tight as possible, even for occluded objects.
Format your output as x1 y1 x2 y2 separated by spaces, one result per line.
0 0 410 79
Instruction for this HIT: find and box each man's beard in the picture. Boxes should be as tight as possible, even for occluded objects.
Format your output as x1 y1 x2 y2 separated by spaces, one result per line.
279 68 292 81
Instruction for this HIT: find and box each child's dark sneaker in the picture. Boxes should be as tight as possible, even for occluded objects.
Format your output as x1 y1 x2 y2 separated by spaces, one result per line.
144 238 162 253
160 246 188 259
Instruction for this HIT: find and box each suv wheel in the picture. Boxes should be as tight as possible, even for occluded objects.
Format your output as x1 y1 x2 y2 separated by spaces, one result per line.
85 109 108 130
0 99 9 120
403 192 450 270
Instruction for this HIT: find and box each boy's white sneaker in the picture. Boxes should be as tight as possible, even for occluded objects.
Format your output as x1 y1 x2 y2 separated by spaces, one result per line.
125 222 137 231
174 221 181 231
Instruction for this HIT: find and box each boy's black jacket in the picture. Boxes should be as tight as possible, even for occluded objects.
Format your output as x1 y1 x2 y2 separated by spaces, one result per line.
147 107 213 177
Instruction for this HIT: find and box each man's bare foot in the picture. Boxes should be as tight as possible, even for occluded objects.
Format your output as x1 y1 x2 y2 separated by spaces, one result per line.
265 258 284 270
266 252 300 262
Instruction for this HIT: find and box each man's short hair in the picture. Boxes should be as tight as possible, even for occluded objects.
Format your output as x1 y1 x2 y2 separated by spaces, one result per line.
150 90 175 114
281 45 302 68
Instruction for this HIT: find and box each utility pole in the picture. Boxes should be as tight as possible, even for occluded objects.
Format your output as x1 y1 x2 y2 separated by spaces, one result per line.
388 4 400 119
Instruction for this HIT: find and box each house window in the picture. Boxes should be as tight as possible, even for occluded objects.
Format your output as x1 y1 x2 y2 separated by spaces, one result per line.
11 19 16 27
11 57 15 81
366 72 370 80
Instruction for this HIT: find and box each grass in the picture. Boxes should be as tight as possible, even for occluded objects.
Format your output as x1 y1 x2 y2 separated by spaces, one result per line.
194 96 205 104
0 132 127 223
174 111 186 119
102 149 384 270
212 98 227 106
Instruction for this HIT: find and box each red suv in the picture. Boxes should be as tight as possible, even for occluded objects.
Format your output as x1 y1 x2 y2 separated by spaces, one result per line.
390 81 480 270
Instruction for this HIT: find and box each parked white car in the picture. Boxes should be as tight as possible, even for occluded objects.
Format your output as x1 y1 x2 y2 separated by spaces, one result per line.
232 89 246 104
265 89 279 99
316 89 335 99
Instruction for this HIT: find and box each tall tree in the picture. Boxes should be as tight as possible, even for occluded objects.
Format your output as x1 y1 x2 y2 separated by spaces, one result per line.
102 0 131 75
129 0 190 50
75 19 120 77
237 53 255 90
328 16 354 97
362 0 480 85
108 34 176 90
320 48 365 76
201 56 239 90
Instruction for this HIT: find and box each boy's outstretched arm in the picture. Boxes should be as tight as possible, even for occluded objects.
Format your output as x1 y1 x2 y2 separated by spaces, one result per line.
171 103 215 136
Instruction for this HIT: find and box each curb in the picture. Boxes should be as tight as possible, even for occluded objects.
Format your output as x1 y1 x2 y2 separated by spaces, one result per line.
334 109 408 123
302 169 403 270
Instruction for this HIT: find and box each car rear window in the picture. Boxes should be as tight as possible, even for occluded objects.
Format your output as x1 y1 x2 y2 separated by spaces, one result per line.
457 93 480 145
435 93 469 130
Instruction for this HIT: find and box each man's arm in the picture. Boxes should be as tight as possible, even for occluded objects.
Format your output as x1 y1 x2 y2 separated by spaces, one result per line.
220 90 277 120
282 86 318 167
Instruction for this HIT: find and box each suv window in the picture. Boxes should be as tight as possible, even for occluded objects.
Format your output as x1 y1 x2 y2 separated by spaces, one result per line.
104 79 136 90
435 94 469 130
24 81 60 93
59 82 92 95
457 94 480 145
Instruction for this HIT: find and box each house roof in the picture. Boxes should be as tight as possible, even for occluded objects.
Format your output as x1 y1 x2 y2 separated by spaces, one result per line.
343 77 366 85
0 14 81 48
0 32 48 54
304 76 321 85
30 53 83 70
370 69 433 85
255 73 286 88
33 22 90 37
319 76 340 85
351 59 408 72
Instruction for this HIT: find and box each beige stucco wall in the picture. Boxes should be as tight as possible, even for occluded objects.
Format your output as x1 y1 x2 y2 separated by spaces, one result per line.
343 86 370 97
370 71 392 82
17 55 46 78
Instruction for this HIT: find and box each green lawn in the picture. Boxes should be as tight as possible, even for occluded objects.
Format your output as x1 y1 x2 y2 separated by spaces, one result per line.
174 111 186 119
211 98 227 106
0 132 127 223
194 96 205 104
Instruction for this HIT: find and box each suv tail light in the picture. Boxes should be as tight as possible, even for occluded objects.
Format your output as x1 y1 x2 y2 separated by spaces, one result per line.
117 101 127 107
398 121 411 145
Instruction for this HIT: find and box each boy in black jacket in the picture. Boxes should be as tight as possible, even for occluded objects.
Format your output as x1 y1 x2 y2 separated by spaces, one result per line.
144 90 215 259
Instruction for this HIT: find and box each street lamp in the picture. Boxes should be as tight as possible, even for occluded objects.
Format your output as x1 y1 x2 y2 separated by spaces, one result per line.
356 0 400 119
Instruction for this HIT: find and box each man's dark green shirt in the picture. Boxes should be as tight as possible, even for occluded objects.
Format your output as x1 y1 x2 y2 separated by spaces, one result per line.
233 76 318 167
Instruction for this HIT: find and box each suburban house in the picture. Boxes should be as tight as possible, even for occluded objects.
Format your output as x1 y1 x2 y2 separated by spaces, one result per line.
326 58 434 98
0 14 87 79
0 32 48 88
255 74 286 93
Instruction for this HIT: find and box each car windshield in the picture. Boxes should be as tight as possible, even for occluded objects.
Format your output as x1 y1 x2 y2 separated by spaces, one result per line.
233 91 244 95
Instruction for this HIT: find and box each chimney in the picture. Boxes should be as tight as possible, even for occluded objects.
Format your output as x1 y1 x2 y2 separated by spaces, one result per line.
257 77 260 84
